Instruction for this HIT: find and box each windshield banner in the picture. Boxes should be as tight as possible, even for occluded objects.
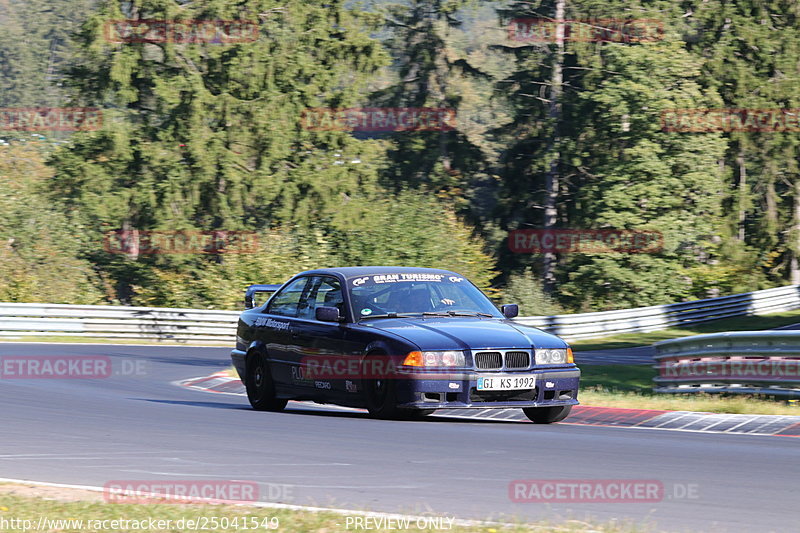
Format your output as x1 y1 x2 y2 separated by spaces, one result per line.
349 273 465 287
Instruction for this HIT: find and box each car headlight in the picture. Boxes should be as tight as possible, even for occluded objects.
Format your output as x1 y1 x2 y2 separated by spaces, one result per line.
402 350 465 367
535 348 571 364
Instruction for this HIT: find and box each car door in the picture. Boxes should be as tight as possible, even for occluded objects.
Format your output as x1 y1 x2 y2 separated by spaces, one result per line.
289 275 364 398
260 276 314 390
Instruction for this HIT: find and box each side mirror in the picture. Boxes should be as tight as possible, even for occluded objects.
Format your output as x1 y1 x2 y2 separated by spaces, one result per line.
316 306 342 323
501 304 519 319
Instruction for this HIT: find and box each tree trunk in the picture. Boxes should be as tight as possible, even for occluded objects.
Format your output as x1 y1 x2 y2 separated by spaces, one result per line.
542 0 565 294
792 181 800 285
736 151 746 242
765 174 778 243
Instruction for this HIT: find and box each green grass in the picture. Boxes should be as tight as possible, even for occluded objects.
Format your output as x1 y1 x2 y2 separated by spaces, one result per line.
571 309 800 351
0 488 649 533
578 365 800 415
579 389 800 414
579 365 657 392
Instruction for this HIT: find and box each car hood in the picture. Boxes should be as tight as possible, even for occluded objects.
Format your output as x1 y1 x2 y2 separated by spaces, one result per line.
360 317 566 351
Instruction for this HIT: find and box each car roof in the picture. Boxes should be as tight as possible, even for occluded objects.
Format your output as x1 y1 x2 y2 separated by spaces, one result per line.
296 266 462 279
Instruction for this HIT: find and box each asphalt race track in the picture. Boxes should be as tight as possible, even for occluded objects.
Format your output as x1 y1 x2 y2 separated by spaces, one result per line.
1 343 798 532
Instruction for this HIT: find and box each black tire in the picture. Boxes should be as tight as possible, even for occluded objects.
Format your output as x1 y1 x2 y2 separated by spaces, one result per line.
522 405 572 424
245 351 288 412
363 354 401 419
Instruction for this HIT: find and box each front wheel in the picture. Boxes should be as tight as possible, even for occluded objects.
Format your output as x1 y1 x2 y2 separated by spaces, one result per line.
245 351 288 412
522 405 572 424
363 355 401 419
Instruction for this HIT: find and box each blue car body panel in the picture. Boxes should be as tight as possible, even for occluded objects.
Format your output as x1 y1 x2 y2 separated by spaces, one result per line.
231 267 580 411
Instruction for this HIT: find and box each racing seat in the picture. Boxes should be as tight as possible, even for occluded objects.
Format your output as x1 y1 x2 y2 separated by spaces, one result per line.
324 289 345 314
404 287 433 313
384 290 406 313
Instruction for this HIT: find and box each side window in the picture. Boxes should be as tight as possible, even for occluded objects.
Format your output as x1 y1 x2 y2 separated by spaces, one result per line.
317 277 344 313
297 276 344 320
267 277 312 318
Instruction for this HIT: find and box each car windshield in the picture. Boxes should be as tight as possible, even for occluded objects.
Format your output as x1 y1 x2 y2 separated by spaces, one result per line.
346 272 502 319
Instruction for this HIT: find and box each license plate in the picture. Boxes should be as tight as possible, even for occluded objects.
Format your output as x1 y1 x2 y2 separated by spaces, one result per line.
476 375 536 391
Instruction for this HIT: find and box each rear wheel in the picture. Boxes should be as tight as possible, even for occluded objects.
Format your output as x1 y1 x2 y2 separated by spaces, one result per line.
245 351 287 412
363 355 401 419
522 405 572 424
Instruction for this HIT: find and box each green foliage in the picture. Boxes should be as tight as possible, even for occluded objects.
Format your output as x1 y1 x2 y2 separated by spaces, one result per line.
0 143 104 303
556 36 728 310
129 229 337 309
54 0 390 233
2 0 800 315
491 0 796 310
685 0 800 285
121 191 498 309
329 189 497 291
500 267 561 315
0 0 96 107
370 0 493 210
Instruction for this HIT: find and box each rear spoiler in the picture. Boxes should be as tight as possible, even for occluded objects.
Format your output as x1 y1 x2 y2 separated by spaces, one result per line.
244 284 282 309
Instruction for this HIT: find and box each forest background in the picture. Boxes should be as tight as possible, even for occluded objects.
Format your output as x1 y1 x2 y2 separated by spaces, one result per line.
1 0 798 314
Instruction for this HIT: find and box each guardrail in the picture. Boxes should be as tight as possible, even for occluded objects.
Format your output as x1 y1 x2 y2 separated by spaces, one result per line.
516 285 800 341
0 285 798 344
0 303 240 345
653 331 800 398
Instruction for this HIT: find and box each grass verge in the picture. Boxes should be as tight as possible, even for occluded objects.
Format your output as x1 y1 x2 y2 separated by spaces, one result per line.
578 365 800 415
570 309 800 351
0 485 647 533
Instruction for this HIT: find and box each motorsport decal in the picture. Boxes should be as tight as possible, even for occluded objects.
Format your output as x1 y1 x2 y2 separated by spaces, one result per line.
350 273 463 286
254 317 290 330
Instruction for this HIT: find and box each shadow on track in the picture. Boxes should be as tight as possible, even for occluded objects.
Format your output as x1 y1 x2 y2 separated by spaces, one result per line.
142 397 529 425
136 398 252 410
283 406 526 425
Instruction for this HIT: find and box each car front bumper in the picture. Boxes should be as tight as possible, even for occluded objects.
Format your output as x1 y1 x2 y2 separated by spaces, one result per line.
394 367 580 410
231 348 579 410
